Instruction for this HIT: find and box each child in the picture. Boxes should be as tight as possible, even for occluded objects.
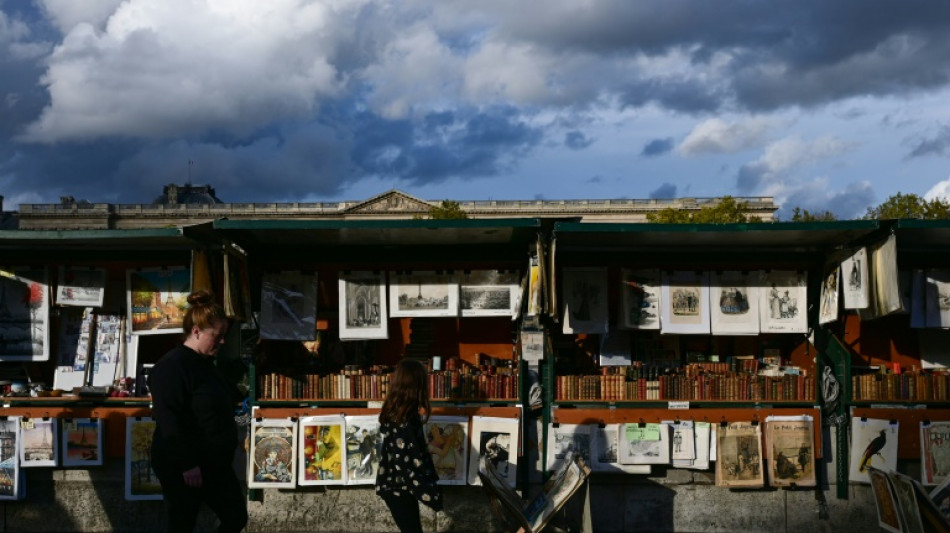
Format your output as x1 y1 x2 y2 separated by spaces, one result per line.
376 359 453 532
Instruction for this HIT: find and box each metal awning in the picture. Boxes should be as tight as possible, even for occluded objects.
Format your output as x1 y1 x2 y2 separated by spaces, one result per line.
0 227 197 262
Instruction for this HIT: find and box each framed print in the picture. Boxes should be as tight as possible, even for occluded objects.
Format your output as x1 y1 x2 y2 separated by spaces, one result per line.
127 267 190 335
660 271 710 335
125 417 162 500
469 416 519 487
921 421 950 486
389 271 458 318
249 418 297 489
425 416 469 485
338 271 388 340
867 466 903 533
546 424 591 473
850 417 899 484
590 424 650 474
561 267 609 334
759 270 808 333
620 269 660 330
19 417 58 467
0 267 50 362
344 415 382 485
715 422 764 488
710 271 760 335
260 271 318 340
56 267 106 307
298 415 346 486
764 415 815 488
62 418 104 467
0 417 22 500
619 422 671 465
459 270 520 318
842 247 870 309
819 267 840 325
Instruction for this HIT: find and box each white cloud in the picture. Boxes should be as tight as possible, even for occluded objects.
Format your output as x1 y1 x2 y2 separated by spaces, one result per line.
924 177 950 202
677 117 783 155
758 135 853 174
37 0 126 34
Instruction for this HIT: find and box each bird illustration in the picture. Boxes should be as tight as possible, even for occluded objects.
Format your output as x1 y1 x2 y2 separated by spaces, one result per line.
858 429 887 472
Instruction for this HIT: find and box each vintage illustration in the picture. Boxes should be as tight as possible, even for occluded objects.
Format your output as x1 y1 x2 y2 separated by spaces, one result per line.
710 271 760 335
669 420 696 463
819 267 840 325
619 422 671 465
546 424 591 472
338 271 388 340
759 270 808 333
125 418 161 500
620 269 660 330
459 270 520 318
868 466 903 533
62 418 104 467
0 267 50 362
469 417 519 487
715 422 764 488
389 271 459 318
590 424 650 474
425 416 469 485
660 271 710 334
249 419 297 489
0 417 21 501
55 310 122 390
764 415 815 487
19 418 58 468
298 416 346 486
127 267 190 335
561 268 609 334
842 247 870 309
921 421 950 486
56 267 106 307
849 417 899 484
889 469 925 533
926 269 950 329
344 415 382 485
260 271 318 340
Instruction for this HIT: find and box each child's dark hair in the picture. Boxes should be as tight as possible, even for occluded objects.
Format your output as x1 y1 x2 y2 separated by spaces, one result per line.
182 289 228 335
379 359 431 425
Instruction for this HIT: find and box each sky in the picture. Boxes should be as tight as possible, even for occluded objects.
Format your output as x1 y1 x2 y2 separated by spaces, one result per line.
2 1 950 219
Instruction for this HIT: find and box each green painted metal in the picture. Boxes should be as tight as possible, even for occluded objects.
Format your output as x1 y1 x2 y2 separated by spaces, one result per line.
0 228 183 240
816 328 852 500
214 218 540 230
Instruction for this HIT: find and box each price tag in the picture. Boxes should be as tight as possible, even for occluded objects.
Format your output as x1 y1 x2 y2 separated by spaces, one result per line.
625 423 661 441
367 401 384 409
21 418 34 430
668 401 690 410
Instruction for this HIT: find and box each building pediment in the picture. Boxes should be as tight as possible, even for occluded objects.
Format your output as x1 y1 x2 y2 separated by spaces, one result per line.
345 190 433 214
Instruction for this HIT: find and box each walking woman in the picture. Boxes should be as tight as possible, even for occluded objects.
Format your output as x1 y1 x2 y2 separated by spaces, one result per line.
376 358 452 532
150 290 247 532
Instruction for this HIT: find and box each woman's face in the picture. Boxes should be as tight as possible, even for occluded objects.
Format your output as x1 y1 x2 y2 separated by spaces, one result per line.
192 319 228 356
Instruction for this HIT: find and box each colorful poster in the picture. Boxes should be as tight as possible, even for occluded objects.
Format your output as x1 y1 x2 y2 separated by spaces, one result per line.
850 417 899 484
127 267 190 335
125 418 162 500
62 418 104 467
0 417 21 500
298 416 346 486
344 415 383 485
19 418 58 467
249 418 297 489
425 416 469 485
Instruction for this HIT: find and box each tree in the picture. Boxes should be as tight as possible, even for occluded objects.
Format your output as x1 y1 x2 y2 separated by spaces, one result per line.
646 196 762 224
421 200 468 220
789 207 837 222
864 192 950 220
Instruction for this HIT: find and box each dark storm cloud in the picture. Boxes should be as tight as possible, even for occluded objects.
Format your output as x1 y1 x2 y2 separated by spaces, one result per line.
649 183 677 199
641 138 674 157
564 131 592 150
736 162 768 193
906 125 950 158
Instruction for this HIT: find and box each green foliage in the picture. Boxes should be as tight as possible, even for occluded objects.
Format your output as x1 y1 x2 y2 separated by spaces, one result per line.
789 207 837 222
864 192 950 220
646 196 761 224
425 200 469 220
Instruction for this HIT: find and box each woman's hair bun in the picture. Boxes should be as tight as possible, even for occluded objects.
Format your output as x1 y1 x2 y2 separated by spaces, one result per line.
187 289 215 306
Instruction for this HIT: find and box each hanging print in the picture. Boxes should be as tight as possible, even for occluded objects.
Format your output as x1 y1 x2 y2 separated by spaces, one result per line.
619 422 671 465
0 417 22 501
561 268 609 334
660 271 710 335
818 267 840 325
921 421 950 486
19 418 58 467
338 271 388 340
260 271 318 340
127 267 190 335
710 271 760 335
459 270 520 318
425 416 469 485
764 415 815 488
715 422 764 488
759 270 808 333
546 424 591 473
125 418 162 500
56 267 106 307
389 271 459 318
249 418 297 489
849 417 899 484
0 267 50 362
842 248 870 309
589 424 650 474
62 418 104 467
298 416 346 486
620 269 660 330
344 415 383 485
469 416 519 487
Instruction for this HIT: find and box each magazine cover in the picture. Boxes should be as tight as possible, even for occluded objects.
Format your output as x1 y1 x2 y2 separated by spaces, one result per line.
764 415 815 487
888 469 925 533
425 416 469 485
249 418 297 489
850 417 899 484
715 422 764 488
921 421 950 486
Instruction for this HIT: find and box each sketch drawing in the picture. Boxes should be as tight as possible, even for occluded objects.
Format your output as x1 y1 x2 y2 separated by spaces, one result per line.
0 267 50 362
660 271 710 334
842 248 870 309
759 271 808 333
620 269 660 330
590 424 650 474
460 270 520 318
619 422 671 465
819 267 840 325
339 272 388 340
711 271 760 334
389 271 459 318
561 268 609 334
546 424 591 473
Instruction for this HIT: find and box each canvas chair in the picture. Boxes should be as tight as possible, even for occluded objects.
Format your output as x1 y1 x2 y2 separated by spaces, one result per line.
477 453 590 533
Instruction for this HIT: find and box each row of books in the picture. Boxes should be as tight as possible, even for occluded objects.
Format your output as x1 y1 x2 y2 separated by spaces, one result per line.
555 373 817 402
597 360 767 381
257 369 520 401
852 372 950 401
